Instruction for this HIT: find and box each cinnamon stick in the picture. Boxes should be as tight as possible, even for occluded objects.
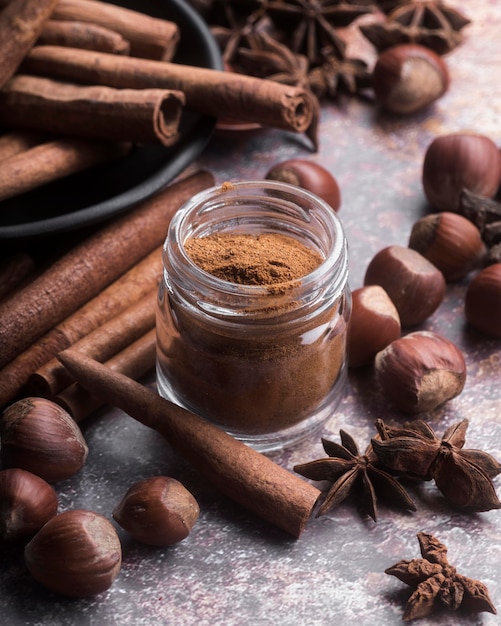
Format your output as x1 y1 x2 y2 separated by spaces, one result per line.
0 137 131 202
55 328 156 423
57 350 321 537
37 19 130 54
50 0 179 60
0 0 58 89
0 75 185 146
29 289 157 396
23 46 314 133
0 169 214 369
0 251 36 302
0 130 49 162
0 246 162 408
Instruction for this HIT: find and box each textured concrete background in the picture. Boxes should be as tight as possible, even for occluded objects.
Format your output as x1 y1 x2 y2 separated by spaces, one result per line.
1 1 501 624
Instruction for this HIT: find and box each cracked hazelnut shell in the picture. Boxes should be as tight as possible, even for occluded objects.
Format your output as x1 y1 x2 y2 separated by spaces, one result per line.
364 245 446 327
374 331 466 413
408 211 486 280
465 263 501 337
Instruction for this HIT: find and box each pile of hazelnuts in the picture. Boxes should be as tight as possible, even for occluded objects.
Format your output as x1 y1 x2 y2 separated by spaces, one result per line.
0 396 200 597
266 132 501 415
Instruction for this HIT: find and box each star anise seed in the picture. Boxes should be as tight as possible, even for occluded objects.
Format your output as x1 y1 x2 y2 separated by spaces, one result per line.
372 418 501 512
386 532 497 620
265 0 368 63
294 429 416 521
308 46 372 96
360 0 471 55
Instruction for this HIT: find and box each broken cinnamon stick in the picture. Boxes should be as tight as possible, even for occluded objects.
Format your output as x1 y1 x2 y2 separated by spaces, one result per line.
50 0 179 60
57 350 321 537
0 137 131 202
0 246 162 408
23 46 314 133
55 328 156 423
37 19 130 54
0 0 58 89
0 75 185 146
0 169 214 369
29 289 157 396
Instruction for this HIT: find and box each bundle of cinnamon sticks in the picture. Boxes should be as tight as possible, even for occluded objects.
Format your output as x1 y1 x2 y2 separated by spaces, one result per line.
0 0 316 203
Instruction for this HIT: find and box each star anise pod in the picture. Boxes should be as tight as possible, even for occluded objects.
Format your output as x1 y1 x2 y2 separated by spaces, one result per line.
308 45 372 96
386 532 497 620
294 429 416 520
264 0 375 64
372 418 501 511
360 1 471 55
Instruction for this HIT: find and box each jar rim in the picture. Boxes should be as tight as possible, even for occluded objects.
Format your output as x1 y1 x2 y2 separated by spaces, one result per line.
165 180 349 310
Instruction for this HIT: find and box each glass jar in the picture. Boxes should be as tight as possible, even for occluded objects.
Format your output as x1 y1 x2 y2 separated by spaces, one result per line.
156 181 351 452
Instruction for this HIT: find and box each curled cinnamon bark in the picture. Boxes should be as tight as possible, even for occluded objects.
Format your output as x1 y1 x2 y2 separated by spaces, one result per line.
0 130 49 162
0 251 36 303
23 46 314 133
0 0 59 89
29 290 157 396
37 19 131 54
0 247 162 408
0 75 185 146
0 169 214 371
55 328 156 423
49 0 179 60
57 350 321 537
0 137 130 202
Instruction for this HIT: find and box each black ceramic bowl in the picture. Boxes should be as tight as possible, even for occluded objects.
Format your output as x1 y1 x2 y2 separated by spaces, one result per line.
0 0 222 241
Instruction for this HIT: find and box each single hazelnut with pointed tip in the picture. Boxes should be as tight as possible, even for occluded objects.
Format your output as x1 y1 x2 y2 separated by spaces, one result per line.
422 132 501 211
374 331 466 413
348 285 401 367
265 159 341 211
373 44 449 115
0 468 58 542
408 211 486 280
113 476 200 546
24 509 122 597
364 245 446 327
0 397 88 483
464 263 501 338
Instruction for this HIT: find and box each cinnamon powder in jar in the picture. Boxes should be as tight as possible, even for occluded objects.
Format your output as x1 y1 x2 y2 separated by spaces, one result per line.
156 181 351 452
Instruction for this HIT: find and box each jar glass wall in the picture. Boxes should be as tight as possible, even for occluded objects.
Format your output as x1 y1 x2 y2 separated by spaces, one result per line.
156 181 351 452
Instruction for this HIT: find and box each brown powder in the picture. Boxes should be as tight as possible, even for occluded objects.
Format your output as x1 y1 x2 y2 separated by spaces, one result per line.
157 232 347 438
184 233 322 285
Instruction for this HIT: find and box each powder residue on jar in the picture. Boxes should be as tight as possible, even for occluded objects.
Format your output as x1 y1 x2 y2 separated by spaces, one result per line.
184 233 322 287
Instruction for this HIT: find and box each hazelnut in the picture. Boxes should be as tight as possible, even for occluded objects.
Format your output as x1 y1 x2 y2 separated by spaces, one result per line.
375 331 466 413
0 468 58 542
422 132 501 211
265 158 341 211
464 263 501 338
348 285 401 367
24 509 122 597
113 476 200 546
0 397 88 483
372 44 449 115
408 211 486 280
364 245 446 327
